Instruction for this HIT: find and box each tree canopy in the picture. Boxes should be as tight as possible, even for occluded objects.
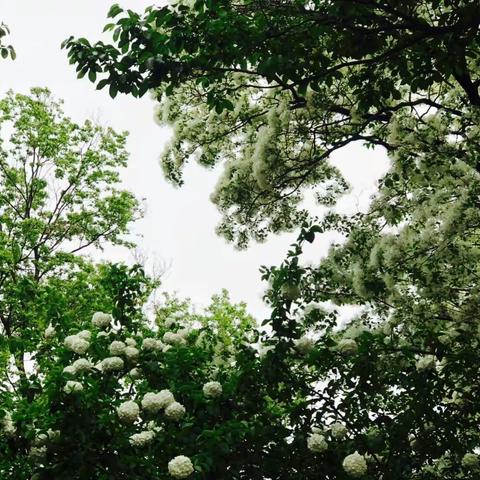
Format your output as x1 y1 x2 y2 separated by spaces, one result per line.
64 0 480 245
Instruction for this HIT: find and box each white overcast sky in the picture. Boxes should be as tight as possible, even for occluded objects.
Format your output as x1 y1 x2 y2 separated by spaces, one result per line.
0 1 389 319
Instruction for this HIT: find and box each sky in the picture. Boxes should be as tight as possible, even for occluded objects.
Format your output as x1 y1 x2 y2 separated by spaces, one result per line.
0 1 389 319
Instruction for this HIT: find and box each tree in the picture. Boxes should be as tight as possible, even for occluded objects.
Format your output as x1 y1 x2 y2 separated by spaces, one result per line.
63 0 480 245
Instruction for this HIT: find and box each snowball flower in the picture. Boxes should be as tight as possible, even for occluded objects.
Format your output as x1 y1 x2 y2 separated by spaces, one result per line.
92 311 112 328
125 337 137 347
129 368 142 379
117 401 140 423
62 365 76 375
1 412 15 436
163 332 186 346
142 337 160 351
64 335 89 355
462 453 479 469
203 381 222 399
142 390 175 413
337 338 358 355
109 340 126 356
124 346 139 360
44 324 55 339
72 358 93 374
168 455 194 478
330 423 348 440
99 356 124 372
415 355 436 372
343 451 368 477
294 336 315 354
307 433 328 453
77 330 92 341
165 402 186 421
64 381 83 394
129 430 155 447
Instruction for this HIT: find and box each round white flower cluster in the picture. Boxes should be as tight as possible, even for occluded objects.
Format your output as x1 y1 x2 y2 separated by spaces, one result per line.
142 390 175 413
415 354 436 372
142 337 164 351
99 356 124 372
77 330 91 341
165 402 186 421
92 311 112 329
64 381 83 394
129 430 155 447
462 453 480 469
44 324 55 339
337 338 358 355
109 340 126 355
0 412 15 436
64 334 90 355
124 346 139 360
330 423 348 440
307 433 328 453
343 451 368 477
69 358 93 374
168 455 194 478
125 337 137 347
203 381 222 399
129 368 142 379
117 401 140 424
294 336 315 355
163 332 186 346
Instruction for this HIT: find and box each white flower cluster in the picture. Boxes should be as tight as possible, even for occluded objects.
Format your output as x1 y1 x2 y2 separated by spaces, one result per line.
64 381 83 394
165 402 186 421
44 324 55 339
129 368 142 379
129 430 155 447
203 381 222 399
330 423 348 440
294 336 315 355
124 346 139 360
109 340 126 355
99 356 124 372
168 455 194 478
163 332 186 346
92 311 112 329
125 337 137 347
64 334 90 355
142 337 164 351
337 338 358 355
117 401 140 424
343 451 368 477
415 354 436 372
141 390 175 413
63 358 93 375
0 412 15 436
307 433 328 453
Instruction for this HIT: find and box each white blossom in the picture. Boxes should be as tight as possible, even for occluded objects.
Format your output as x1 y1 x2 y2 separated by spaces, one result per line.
129 368 142 379
44 324 55 339
62 365 76 375
117 401 140 423
163 331 186 346
343 451 368 477
307 433 328 453
71 358 93 374
337 338 358 355
129 430 155 447
294 336 315 354
0 412 15 436
64 335 89 355
124 346 139 360
415 355 436 372
92 311 112 329
165 402 186 421
330 423 348 440
109 340 126 356
203 381 222 398
168 455 194 478
125 337 137 347
29 445 47 462
99 356 124 372
77 330 92 341
142 390 175 413
64 381 83 394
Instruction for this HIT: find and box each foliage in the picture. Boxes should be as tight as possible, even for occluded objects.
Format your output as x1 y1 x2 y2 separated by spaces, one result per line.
0 23 14 60
64 0 480 245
